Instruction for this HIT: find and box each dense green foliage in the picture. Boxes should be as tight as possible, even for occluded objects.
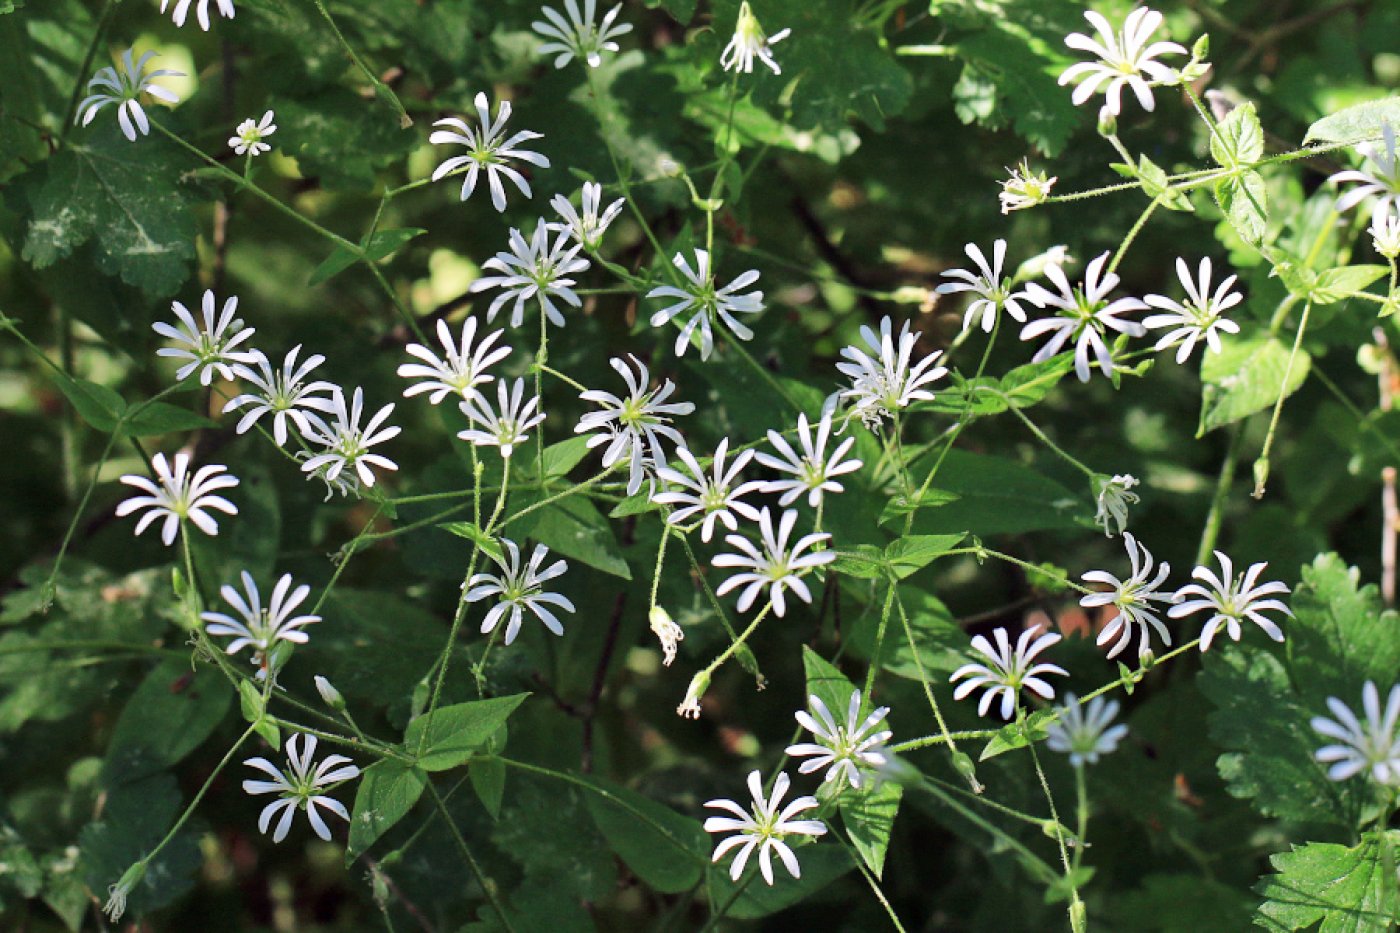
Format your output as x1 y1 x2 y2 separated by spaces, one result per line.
2 0 1400 930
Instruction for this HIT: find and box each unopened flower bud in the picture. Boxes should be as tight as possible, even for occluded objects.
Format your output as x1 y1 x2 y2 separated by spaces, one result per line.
1097 107 1117 138
314 675 345 710
1191 33 1210 62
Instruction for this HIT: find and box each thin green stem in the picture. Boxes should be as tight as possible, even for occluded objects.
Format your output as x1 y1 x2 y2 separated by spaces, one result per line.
426 781 515 932
308 0 412 128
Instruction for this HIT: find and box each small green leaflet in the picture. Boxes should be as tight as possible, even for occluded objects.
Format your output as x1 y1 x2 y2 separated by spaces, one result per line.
308 227 425 286
346 759 428 862
404 694 528 771
1304 96 1400 145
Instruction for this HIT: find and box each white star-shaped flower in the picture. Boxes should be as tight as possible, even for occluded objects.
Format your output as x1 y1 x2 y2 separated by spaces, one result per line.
1080 533 1173 661
469 222 590 329
532 0 632 69
1328 123 1400 228
76 50 183 141
243 734 359 843
1046 695 1128 767
785 690 893 790
1312 681 1400 785
720 1 791 76
756 410 863 508
224 346 337 446
430 93 550 212
646 249 764 360
713 507 833 617
652 437 763 542
834 316 948 427
703 771 826 885
229 110 276 156
951 627 1067 721
398 317 512 405
1143 257 1243 363
465 538 575 645
116 452 239 546
550 182 625 251
576 355 695 497
1168 551 1292 651
152 290 257 386
1057 8 1186 117
1020 251 1147 383
299 387 400 490
936 240 1033 334
457 377 546 459
202 571 319 673
161 0 235 31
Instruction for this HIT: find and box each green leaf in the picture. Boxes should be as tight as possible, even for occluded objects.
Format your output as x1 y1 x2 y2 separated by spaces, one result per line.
122 401 217 437
1210 102 1264 167
927 356 1075 417
1287 553 1400 706
1304 96 1400 144
582 777 709 894
404 694 528 771
346 759 428 862
439 521 506 563
1199 648 1349 827
104 658 232 781
540 436 593 479
1215 169 1268 248
1254 832 1400 932
1198 333 1310 434
471 757 507 820
21 126 196 296
1310 265 1388 305
830 544 886 580
1136 154 1194 212
854 586 970 680
884 534 965 580
802 645 858 718
237 681 281 750
948 18 1078 156
979 710 1053 761
903 449 1086 535
1108 873 1255 932
878 488 961 526
49 372 124 432
515 496 632 580
839 780 902 879
308 227 425 286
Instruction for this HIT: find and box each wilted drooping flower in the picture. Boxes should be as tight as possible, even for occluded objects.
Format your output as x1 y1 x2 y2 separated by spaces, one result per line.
652 438 763 542
951 627 1067 720
470 222 590 329
1312 681 1400 785
999 160 1057 214
835 316 948 427
117 452 239 546
532 0 632 69
1168 551 1292 650
786 691 892 789
243 734 359 844
1143 257 1243 363
713 508 834 617
1370 206 1400 259
720 2 791 76
648 606 684 666
1094 473 1140 537
431 93 550 212
1328 123 1400 228
936 240 1033 334
230 110 276 156
153 290 256 386
457 377 546 459
704 771 826 885
76 50 183 141
550 182 625 251
299 387 401 489
203 571 318 673
1021 252 1147 383
756 410 863 507
576 355 695 496
161 0 235 31
398 317 512 405
1081 533 1173 661
465 539 575 645
646 249 764 360
1058 8 1186 117
224 346 337 446
1046 695 1128 767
